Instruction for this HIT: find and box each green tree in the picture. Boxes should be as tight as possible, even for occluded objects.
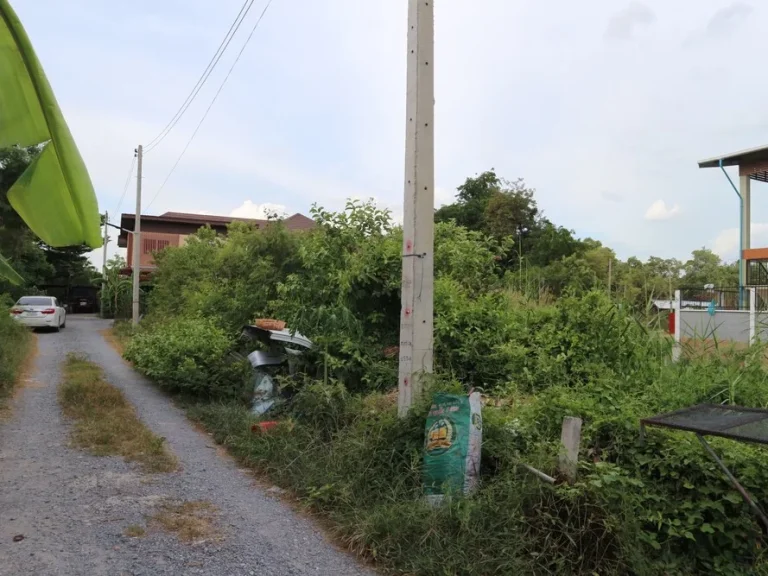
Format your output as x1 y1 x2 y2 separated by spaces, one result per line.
683 248 736 287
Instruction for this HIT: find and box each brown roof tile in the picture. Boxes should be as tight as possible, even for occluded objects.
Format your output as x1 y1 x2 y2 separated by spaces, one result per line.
122 211 316 231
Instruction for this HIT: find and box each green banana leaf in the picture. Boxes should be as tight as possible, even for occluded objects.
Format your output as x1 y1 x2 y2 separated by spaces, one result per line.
0 0 101 249
0 251 22 285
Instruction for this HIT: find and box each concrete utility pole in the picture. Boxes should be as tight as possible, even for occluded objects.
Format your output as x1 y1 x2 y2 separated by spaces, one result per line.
132 145 143 326
101 210 108 318
398 0 435 417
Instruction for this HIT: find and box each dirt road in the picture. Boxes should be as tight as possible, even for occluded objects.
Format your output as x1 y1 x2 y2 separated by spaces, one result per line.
0 316 371 576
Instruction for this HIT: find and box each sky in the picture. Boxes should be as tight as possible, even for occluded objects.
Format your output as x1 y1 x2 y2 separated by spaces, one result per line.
12 0 768 266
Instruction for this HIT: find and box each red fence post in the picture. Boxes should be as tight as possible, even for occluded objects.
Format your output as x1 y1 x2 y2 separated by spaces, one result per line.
668 310 675 335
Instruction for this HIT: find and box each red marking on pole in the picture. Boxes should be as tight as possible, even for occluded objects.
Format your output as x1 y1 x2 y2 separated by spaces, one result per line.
404 307 411 317
404 377 409 386
406 239 413 252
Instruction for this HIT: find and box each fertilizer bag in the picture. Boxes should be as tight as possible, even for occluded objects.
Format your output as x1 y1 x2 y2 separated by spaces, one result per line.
423 391 482 504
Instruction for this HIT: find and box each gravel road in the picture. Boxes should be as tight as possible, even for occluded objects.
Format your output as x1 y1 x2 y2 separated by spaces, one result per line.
0 316 373 576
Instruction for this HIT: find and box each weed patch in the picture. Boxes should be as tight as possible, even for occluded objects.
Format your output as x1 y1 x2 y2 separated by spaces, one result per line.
58 354 177 473
150 500 219 542
123 524 145 538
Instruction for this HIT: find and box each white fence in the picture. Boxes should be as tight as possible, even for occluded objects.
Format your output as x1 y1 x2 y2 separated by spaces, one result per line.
674 289 762 348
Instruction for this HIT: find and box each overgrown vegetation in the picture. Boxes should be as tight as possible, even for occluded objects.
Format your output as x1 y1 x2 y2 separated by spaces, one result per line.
59 354 177 473
0 294 33 400
119 174 768 575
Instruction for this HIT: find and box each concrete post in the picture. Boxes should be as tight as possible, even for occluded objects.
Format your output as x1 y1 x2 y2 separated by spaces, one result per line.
558 417 582 484
132 145 143 326
672 289 681 362
750 288 756 345
398 0 435 417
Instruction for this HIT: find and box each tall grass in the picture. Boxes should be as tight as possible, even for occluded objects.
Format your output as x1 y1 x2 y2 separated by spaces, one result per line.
0 294 33 399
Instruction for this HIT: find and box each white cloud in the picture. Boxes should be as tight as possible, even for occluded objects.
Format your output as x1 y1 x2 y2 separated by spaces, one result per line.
712 223 768 260
229 201 289 220
705 2 753 37
605 2 656 40
645 200 681 221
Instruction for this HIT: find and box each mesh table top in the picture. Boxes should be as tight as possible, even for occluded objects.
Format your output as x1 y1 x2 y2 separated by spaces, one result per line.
641 404 768 446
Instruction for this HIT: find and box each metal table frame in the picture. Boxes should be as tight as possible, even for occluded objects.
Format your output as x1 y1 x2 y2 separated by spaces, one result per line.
641 404 768 533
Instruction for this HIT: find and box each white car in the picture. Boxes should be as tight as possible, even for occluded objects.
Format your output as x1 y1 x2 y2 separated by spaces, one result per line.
10 296 67 331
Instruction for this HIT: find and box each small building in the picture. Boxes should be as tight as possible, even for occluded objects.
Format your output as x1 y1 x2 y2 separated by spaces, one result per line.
117 211 315 274
699 146 768 300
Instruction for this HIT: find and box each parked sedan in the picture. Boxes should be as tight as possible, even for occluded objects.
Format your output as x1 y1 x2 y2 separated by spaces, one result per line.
10 296 67 331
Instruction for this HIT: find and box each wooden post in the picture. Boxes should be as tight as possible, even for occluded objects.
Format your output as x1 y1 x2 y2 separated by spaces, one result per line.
398 0 435 417
558 416 582 483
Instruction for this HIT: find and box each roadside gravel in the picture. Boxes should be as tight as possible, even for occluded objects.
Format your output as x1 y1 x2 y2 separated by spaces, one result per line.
0 316 373 576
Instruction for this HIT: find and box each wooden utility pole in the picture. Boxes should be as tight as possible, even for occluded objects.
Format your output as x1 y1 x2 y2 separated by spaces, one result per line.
398 0 435 417
132 145 143 326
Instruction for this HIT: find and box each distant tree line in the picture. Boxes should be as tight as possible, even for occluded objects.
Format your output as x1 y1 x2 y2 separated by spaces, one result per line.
435 170 738 307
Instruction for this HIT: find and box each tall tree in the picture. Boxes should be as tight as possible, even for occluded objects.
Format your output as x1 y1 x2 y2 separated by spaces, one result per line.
683 249 737 288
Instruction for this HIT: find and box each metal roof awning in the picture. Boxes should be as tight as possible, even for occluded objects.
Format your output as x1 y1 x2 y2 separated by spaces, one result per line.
699 144 768 182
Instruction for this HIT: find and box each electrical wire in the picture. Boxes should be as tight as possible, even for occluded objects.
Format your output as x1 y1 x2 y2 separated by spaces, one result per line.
144 0 256 154
144 0 274 211
112 154 136 221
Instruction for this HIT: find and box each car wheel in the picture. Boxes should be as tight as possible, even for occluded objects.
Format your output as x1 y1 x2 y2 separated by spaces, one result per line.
61 318 66 329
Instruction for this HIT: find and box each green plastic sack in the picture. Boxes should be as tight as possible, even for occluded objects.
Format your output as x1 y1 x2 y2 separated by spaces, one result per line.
423 391 482 503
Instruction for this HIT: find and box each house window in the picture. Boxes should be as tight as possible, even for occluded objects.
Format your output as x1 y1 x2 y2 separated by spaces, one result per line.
142 238 171 254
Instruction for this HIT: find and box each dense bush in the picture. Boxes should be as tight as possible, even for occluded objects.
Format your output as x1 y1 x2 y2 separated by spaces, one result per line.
148 221 300 332
0 294 32 397
124 317 250 399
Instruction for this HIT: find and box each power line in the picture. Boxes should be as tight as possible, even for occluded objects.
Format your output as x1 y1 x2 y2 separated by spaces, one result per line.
112 153 136 221
145 0 274 211
144 0 257 154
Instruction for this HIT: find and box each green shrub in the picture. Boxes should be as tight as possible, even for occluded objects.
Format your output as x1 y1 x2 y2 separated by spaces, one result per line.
0 294 32 397
125 317 250 399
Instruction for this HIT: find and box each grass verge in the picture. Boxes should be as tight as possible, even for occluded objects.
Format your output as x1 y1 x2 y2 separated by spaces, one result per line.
59 354 177 473
0 315 34 404
102 320 134 358
149 500 219 542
